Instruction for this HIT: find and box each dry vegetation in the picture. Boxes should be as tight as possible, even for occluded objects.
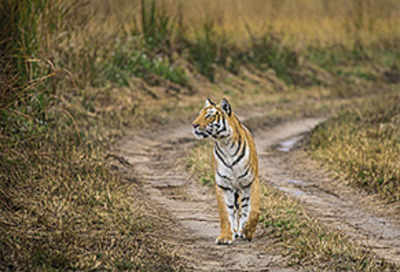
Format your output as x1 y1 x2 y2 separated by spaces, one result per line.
260 186 395 271
1 0 400 270
185 141 398 271
310 92 400 202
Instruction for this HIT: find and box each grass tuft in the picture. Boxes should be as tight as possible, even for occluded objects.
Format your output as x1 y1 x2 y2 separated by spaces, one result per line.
104 45 188 87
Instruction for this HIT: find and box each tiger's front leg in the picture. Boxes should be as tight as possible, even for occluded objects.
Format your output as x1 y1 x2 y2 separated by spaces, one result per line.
215 185 238 245
238 177 260 241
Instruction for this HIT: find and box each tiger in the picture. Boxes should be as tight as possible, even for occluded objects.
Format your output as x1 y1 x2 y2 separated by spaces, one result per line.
192 98 260 245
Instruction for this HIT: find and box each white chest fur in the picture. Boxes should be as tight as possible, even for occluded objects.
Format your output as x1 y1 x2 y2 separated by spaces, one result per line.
214 138 253 190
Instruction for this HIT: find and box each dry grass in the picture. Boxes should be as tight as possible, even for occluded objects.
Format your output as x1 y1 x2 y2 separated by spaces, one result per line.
186 141 398 271
310 90 400 202
45 0 400 87
261 186 396 271
0 72 183 272
186 142 214 186
0 98 184 270
93 0 400 49
0 1 183 270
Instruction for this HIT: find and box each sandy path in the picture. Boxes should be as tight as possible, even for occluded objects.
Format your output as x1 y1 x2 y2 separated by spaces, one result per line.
114 116 400 270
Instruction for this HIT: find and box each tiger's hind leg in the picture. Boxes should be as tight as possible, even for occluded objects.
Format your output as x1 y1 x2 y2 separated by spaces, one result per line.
215 185 237 245
238 177 260 241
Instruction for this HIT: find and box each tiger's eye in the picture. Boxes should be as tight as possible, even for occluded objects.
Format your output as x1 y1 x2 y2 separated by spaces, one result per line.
207 115 215 121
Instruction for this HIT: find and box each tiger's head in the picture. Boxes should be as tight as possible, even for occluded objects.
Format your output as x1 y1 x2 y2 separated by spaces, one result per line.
192 98 233 140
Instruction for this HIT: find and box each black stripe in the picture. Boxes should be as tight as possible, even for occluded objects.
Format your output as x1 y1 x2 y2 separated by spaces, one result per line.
233 135 242 156
217 171 231 181
230 138 235 148
215 145 231 169
217 183 232 192
215 142 224 155
241 197 250 203
195 131 209 137
216 117 227 135
234 192 239 210
242 180 253 189
241 204 249 208
238 166 250 180
232 140 246 167
227 205 234 210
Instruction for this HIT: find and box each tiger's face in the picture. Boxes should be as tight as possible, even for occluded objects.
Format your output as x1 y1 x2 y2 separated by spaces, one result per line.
192 98 232 140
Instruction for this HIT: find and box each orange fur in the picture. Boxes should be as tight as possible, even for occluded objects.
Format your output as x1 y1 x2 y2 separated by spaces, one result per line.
193 98 260 244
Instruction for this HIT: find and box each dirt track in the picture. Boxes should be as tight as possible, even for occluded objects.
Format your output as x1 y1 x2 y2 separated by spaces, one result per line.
114 115 400 271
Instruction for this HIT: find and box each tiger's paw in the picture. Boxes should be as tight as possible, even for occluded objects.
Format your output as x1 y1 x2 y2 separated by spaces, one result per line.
242 229 254 241
215 235 233 245
237 230 253 241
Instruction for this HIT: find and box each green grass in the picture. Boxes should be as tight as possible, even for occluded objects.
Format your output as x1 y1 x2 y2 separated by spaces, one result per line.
103 46 188 87
99 0 188 87
139 0 177 52
245 31 299 84
306 45 400 85
185 20 238 81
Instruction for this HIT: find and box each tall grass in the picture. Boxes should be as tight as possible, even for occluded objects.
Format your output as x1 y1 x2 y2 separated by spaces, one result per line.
0 1 182 270
0 0 52 109
74 0 400 84
18 0 397 88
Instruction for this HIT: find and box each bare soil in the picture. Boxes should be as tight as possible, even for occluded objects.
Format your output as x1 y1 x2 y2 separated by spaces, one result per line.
112 114 400 271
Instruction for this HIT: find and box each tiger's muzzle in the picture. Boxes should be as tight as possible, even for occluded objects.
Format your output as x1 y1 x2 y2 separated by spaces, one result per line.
192 123 209 139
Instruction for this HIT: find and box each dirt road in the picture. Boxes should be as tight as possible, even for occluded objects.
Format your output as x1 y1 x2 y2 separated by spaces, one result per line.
114 115 400 271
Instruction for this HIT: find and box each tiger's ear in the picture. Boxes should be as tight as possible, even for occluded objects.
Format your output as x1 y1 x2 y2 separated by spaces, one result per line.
221 98 232 116
205 98 216 107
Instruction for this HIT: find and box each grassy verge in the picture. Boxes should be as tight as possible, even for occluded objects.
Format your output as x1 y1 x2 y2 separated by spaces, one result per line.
261 186 397 271
0 1 182 270
310 90 400 202
186 142 398 271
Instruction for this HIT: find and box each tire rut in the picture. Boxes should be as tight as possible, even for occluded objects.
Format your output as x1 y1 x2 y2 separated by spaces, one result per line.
115 116 400 270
